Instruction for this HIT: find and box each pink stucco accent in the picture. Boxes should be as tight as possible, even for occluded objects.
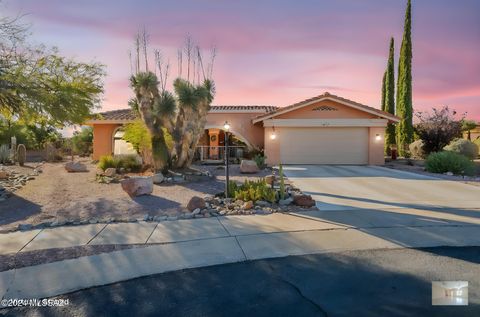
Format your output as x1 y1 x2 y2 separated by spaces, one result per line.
92 123 122 160
206 112 265 149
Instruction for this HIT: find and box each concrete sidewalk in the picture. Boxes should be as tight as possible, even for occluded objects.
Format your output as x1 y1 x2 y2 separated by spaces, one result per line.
1 210 480 300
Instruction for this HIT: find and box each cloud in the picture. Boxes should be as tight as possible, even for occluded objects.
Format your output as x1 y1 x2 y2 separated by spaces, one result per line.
4 0 479 120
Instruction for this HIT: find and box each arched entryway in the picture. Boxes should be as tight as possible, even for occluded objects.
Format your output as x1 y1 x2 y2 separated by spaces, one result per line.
196 126 253 161
112 127 137 156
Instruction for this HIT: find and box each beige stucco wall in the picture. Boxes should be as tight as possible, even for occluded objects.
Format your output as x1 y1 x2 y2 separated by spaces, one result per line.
368 127 385 165
264 99 388 165
265 126 386 166
264 126 280 165
90 111 266 161
206 112 264 149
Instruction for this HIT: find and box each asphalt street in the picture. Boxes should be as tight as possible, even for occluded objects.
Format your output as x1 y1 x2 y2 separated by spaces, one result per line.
1 246 479 317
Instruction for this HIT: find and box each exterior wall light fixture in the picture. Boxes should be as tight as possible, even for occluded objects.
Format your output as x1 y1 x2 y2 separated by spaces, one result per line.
270 126 277 140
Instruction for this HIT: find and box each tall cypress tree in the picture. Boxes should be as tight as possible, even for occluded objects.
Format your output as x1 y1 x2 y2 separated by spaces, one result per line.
381 71 386 112
396 0 414 156
385 37 396 155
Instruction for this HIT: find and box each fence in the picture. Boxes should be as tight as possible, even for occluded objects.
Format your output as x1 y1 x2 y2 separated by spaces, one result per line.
195 146 246 161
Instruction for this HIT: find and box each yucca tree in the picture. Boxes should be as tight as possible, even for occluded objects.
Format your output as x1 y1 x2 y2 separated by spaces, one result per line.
172 78 214 168
130 72 214 171
130 72 176 171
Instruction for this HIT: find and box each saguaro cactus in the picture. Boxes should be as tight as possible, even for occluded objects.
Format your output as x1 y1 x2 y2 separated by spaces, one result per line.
17 144 26 166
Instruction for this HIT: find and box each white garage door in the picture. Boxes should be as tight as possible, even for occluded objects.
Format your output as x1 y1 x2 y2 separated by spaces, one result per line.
279 127 369 164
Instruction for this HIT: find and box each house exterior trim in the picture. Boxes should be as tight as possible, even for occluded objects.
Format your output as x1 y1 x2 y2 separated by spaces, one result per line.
263 118 389 127
253 96 400 124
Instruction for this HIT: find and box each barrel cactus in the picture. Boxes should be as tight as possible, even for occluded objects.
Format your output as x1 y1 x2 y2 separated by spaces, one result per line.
17 144 26 166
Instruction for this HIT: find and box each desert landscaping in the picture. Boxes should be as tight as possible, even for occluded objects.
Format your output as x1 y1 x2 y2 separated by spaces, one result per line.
0 158 316 233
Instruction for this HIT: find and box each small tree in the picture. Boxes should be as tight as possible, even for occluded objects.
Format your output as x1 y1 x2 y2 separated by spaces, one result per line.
461 120 477 140
71 126 93 156
122 119 173 167
415 106 463 155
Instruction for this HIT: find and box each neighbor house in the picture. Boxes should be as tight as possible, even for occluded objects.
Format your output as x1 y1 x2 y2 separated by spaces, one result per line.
86 92 400 165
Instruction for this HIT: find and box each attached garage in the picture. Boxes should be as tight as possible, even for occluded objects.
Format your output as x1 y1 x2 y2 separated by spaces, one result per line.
279 127 368 164
254 92 401 166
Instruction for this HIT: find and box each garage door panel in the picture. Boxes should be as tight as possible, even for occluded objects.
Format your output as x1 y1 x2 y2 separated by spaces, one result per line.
279 127 368 164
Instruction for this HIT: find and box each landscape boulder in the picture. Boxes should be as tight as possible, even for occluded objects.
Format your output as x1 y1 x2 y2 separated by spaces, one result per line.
264 175 275 185
293 194 315 207
64 161 88 173
279 197 293 206
242 200 254 210
104 168 116 177
152 173 165 184
187 196 206 212
240 160 260 174
120 176 153 197
0 171 9 179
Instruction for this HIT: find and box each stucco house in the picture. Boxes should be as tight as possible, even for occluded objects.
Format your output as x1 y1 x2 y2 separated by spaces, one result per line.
86 92 400 165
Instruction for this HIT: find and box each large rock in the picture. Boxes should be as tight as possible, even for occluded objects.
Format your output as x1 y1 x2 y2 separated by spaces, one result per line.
242 200 254 210
0 171 9 179
120 176 153 197
64 161 88 173
240 160 260 174
152 173 165 184
279 197 293 206
264 175 275 185
293 194 315 207
187 196 206 212
104 168 116 177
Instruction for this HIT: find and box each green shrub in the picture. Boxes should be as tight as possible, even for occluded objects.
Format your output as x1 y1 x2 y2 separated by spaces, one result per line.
98 155 116 171
474 137 480 150
117 155 142 172
232 179 276 203
443 138 479 160
425 151 475 176
409 140 425 159
71 127 93 156
253 154 267 169
98 154 142 172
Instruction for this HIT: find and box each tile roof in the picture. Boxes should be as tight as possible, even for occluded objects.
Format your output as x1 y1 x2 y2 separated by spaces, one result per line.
92 109 137 121
90 105 278 122
209 105 278 112
253 92 401 122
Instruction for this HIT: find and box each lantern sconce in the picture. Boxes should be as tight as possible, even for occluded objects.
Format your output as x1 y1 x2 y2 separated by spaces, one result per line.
270 126 277 140
375 134 382 141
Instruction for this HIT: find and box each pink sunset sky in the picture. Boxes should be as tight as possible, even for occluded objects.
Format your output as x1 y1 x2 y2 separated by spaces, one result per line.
4 0 480 121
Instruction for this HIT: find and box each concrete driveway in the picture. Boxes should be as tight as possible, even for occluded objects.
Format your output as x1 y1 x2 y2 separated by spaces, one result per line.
283 165 480 231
